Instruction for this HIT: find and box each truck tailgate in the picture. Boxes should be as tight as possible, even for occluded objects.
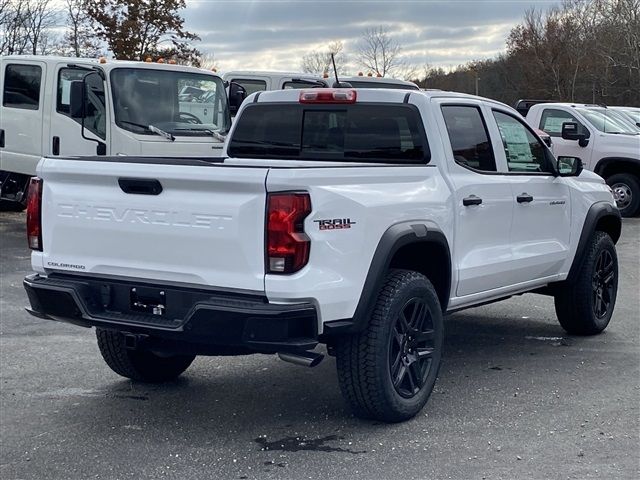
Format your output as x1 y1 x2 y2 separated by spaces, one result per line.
37 159 267 292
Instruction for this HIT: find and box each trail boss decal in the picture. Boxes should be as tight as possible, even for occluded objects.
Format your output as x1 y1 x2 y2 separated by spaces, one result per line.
313 218 356 230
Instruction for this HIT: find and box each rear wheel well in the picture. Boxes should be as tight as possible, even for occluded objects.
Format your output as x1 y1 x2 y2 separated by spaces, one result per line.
595 215 621 244
388 241 450 311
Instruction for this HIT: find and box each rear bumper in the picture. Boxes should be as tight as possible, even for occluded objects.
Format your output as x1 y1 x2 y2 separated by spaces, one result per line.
23 274 318 355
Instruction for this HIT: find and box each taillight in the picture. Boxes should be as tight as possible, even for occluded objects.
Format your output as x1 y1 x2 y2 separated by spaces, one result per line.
299 89 357 104
266 193 311 274
26 177 43 251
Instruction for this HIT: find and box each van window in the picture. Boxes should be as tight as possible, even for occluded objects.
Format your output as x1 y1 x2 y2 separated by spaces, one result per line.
283 80 327 89
229 79 267 96
228 103 429 164
57 68 88 115
3 64 42 110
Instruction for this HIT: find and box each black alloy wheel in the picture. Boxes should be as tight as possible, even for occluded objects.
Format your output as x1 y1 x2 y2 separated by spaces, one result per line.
389 298 436 398
592 249 615 319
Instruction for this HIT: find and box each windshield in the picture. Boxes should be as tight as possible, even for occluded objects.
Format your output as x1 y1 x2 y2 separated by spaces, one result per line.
110 68 230 137
617 108 640 124
576 107 639 134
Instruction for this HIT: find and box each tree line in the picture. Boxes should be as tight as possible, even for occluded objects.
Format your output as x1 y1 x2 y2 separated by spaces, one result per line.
417 0 639 106
1 0 638 106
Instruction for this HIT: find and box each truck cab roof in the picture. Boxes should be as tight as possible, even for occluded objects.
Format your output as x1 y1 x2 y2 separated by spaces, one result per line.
2 55 222 78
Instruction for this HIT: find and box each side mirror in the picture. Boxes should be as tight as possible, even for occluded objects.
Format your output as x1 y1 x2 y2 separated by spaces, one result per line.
561 122 589 147
69 80 86 119
557 156 583 177
228 82 247 115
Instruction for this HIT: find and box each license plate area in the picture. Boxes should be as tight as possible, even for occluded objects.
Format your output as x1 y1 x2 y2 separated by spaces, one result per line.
130 287 166 316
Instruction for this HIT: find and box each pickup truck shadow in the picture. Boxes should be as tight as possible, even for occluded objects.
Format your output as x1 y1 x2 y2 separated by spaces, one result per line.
55 303 608 442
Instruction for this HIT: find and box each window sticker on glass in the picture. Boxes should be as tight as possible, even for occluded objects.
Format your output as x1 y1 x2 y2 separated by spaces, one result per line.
60 79 72 105
497 122 533 163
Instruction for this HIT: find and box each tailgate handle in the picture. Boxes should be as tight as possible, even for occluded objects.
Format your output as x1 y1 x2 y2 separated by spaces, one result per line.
118 178 163 195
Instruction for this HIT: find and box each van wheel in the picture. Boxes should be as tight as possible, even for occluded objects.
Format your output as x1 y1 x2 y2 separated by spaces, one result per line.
96 329 195 382
607 173 640 217
554 231 618 335
335 269 443 423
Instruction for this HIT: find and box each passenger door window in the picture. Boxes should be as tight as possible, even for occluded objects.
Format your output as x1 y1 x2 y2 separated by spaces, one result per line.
539 108 589 138
3 64 42 110
493 110 554 174
441 105 497 172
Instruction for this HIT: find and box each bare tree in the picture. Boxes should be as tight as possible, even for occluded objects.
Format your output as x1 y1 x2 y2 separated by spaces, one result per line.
59 0 101 57
23 0 58 54
301 40 346 75
356 26 403 77
199 52 219 71
1 0 58 55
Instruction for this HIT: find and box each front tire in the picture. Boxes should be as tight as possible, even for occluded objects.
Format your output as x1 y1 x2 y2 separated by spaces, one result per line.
96 329 195 382
607 173 640 217
554 231 618 335
335 270 444 423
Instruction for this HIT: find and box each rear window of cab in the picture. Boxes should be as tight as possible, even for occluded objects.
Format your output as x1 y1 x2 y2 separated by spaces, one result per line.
227 103 430 164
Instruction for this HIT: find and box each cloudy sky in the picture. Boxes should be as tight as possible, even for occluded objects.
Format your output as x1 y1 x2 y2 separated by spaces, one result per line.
184 0 559 74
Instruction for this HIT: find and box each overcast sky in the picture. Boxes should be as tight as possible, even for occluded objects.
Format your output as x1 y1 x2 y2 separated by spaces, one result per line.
184 0 559 74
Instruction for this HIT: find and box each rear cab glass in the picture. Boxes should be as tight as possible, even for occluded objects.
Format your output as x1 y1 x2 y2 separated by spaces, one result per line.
228 103 429 164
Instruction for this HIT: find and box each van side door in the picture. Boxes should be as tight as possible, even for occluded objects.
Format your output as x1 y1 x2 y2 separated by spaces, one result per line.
48 64 108 157
0 60 46 176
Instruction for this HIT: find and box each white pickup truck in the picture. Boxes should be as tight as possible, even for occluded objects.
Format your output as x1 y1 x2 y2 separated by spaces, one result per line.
525 102 640 217
24 88 621 422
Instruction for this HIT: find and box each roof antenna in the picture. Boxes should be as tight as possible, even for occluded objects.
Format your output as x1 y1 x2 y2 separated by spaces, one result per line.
331 53 351 88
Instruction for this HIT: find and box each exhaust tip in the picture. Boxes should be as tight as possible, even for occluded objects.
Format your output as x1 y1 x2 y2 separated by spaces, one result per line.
277 351 324 368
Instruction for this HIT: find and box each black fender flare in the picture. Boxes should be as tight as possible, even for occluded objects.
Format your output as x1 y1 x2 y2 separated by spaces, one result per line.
593 157 640 177
565 201 621 284
322 222 451 336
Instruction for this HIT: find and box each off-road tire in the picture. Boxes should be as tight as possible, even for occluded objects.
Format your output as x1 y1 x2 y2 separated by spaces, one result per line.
607 173 640 217
335 269 444 423
554 231 618 335
96 329 195 382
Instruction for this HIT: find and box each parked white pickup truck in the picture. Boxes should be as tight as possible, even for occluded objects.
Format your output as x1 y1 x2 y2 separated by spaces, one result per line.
24 88 621 422
525 102 640 217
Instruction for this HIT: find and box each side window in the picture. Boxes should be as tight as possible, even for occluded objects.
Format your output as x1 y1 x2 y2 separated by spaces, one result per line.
539 108 589 138
230 79 267 96
58 70 106 140
2 64 42 110
441 105 497 172
282 80 327 89
83 74 107 140
57 68 87 115
493 110 553 174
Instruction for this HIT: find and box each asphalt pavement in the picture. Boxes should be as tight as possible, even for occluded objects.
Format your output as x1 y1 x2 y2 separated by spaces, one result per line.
1 211 638 480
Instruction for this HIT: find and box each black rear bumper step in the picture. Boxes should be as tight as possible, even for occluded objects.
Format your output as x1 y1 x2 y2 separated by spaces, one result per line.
24 274 318 354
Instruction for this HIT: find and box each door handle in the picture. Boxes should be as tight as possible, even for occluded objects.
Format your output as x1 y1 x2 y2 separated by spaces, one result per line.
517 193 534 203
52 136 60 156
118 178 163 195
0 129 4 148
463 195 483 206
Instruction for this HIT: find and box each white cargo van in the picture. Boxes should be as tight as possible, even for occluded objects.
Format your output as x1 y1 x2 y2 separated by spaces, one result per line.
222 70 419 92
0 56 236 207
